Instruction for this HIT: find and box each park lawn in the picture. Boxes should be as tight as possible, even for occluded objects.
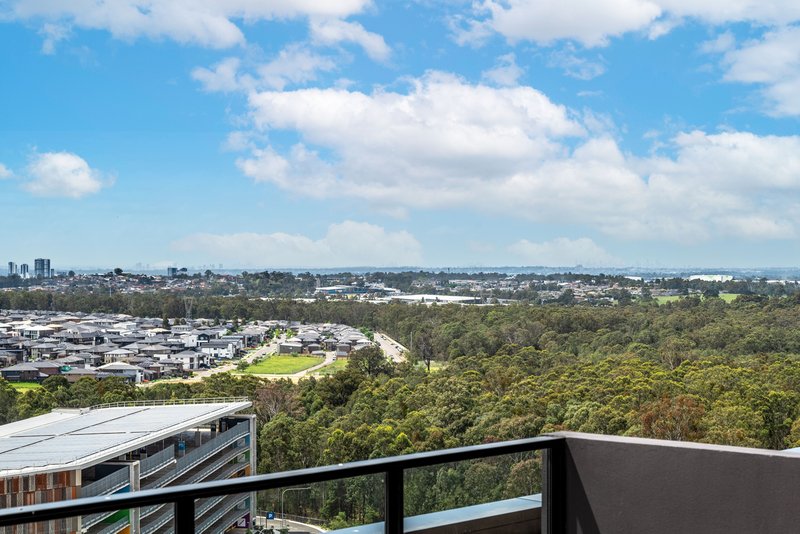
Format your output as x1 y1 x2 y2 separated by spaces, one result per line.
10 382 41 391
719 293 739 303
313 358 349 376
243 355 323 374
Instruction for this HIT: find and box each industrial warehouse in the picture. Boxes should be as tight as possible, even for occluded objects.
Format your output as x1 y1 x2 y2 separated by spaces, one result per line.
0 399 255 534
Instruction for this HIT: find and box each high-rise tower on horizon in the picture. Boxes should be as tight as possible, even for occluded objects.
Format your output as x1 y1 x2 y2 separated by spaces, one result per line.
34 258 51 278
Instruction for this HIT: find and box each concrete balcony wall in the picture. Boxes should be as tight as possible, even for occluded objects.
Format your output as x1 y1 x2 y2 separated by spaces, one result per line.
555 431 800 534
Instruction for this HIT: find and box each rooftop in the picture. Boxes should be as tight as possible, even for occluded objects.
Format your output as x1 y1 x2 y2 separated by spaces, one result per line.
0 399 251 476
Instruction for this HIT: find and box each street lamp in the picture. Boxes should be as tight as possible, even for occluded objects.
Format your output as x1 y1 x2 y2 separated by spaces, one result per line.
280 486 311 529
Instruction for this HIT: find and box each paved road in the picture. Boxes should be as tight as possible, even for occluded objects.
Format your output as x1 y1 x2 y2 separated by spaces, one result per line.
254 517 326 533
375 332 407 363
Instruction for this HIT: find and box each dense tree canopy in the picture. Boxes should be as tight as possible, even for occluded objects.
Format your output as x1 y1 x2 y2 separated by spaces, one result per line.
5 294 800 525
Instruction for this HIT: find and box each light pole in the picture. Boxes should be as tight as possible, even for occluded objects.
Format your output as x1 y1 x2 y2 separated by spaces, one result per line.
281 486 311 529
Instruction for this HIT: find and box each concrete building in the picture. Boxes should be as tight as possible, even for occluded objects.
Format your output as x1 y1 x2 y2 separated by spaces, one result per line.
34 258 51 279
6 263 16 277
0 400 256 534
18 264 28 279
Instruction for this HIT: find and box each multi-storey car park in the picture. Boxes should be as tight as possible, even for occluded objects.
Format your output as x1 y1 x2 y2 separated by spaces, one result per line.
0 399 255 534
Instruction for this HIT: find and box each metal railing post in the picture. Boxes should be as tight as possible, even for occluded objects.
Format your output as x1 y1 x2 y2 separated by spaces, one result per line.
542 440 566 534
385 468 404 534
174 497 195 534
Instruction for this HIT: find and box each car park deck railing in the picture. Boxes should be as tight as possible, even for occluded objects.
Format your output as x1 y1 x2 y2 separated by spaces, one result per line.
90 397 249 409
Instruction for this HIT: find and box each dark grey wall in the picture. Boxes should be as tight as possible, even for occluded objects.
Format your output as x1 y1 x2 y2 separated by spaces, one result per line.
555 432 800 534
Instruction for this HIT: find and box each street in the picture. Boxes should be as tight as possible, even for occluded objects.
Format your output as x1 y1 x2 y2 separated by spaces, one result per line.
374 332 407 363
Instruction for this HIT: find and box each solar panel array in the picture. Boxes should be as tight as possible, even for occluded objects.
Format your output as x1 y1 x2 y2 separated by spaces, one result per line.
0 403 250 474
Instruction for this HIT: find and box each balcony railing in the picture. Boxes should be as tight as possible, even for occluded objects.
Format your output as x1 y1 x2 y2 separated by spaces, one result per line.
0 435 564 534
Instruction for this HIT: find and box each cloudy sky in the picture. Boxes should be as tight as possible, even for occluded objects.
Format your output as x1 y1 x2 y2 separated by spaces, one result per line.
1 0 799 270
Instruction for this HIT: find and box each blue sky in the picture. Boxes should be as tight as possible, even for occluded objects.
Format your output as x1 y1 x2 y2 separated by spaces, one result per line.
1 0 799 270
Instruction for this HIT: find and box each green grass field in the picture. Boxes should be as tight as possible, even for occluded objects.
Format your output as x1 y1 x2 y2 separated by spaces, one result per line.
242 355 323 374
10 382 41 391
312 358 349 376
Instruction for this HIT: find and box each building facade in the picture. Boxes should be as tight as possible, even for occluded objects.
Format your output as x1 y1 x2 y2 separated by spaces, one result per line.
0 400 256 534
33 259 50 279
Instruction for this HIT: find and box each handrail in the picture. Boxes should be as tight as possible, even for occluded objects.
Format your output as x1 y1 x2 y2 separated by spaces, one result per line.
196 494 248 534
140 445 176 478
81 467 130 498
90 397 249 409
0 435 565 534
141 424 246 491
174 422 248 474
182 447 247 486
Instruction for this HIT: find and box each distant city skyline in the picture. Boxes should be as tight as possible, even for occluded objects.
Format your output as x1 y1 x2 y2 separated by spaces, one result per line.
1 2 799 268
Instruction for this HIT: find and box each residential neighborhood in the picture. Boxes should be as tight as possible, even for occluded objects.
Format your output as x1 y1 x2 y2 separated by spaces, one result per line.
0 310 388 385
0 311 269 384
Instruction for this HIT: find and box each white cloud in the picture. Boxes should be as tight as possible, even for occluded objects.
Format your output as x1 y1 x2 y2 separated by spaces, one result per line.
38 22 70 54
481 53 524 86
548 46 606 80
699 31 735 54
309 18 391 62
478 0 662 47
240 71 583 206
0 164 12 179
232 72 800 243
192 45 337 93
257 44 338 90
9 0 372 49
172 221 423 267
509 237 622 267
463 0 800 48
192 57 246 93
718 26 800 116
448 15 494 47
24 152 110 198
656 0 800 26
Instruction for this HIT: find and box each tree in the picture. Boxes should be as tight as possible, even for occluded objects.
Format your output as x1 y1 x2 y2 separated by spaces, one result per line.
415 330 434 373
0 379 19 424
254 381 303 422
347 346 392 378
42 375 69 393
557 289 576 305
113 267 123 276
639 395 705 442
703 288 720 299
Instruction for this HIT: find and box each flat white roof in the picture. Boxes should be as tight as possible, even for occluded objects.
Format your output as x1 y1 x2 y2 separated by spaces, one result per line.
0 401 251 476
